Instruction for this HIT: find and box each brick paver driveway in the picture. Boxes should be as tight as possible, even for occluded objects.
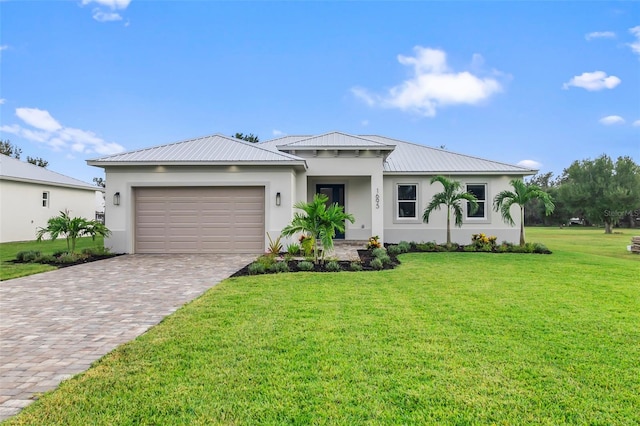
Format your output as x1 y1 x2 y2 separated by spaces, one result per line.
0 254 254 421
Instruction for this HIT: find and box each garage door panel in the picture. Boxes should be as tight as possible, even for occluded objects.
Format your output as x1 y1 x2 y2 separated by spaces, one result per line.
135 187 264 254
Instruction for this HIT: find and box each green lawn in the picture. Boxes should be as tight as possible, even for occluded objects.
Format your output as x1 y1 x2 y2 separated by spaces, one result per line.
4 228 640 425
0 237 106 281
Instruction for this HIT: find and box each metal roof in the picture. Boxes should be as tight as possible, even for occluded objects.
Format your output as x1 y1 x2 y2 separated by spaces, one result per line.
87 134 306 166
276 132 394 150
0 154 98 191
362 135 535 174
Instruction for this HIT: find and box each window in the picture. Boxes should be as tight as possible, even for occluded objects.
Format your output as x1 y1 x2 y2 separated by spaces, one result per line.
466 184 486 219
397 184 417 219
42 191 50 208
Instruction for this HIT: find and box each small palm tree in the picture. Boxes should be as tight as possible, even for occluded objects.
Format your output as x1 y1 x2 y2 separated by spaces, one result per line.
36 210 111 254
281 194 355 263
493 179 555 246
423 175 478 246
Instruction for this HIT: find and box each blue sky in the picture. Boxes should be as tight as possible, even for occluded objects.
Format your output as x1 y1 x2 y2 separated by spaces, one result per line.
1 1 638 184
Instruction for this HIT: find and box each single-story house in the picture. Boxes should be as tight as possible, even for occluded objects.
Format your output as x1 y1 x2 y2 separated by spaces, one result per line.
87 132 536 254
0 154 102 243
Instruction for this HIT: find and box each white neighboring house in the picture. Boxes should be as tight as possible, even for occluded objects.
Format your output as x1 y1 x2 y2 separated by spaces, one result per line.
87 132 536 254
0 154 102 243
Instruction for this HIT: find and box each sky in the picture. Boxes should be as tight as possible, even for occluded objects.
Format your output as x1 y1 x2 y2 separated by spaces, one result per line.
1 0 639 185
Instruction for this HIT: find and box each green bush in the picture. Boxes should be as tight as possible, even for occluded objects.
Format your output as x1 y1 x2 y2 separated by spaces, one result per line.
533 243 551 254
496 244 510 253
371 247 387 259
370 258 384 270
269 261 290 273
297 261 314 271
415 242 437 252
81 246 111 256
378 254 392 265
350 262 363 271
397 241 411 253
256 254 277 269
36 254 56 263
248 262 266 275
325 261 341 272
387 245 402 256
16 250 41 262
286 243 301 255
56 253 82 264
463 245 477 252
446 243 460 252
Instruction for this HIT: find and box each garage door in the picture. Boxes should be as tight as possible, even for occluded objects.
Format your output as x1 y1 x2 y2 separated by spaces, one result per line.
135 187 264 254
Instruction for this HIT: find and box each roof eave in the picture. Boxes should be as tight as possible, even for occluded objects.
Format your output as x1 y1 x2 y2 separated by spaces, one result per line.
0 176 102 191
383 170 536 176
87 160 308 170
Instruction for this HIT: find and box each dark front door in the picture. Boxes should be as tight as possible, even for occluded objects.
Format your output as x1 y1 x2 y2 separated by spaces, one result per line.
316 184 346 239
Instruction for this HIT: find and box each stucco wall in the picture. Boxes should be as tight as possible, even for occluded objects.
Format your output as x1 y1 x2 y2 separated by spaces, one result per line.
102 165 298 253
0 180 98 243
383 175 521 245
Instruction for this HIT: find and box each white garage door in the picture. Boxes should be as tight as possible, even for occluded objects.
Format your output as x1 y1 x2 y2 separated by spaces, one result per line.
135 187 264 254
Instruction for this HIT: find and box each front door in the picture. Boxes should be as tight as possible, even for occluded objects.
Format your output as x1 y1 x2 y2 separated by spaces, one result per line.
316 184 346 239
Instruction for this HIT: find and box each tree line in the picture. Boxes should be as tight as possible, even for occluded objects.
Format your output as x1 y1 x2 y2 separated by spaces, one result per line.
525 155 640 232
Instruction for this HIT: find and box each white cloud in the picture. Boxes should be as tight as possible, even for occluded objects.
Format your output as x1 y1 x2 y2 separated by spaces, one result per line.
0 107 125 155
361 120 369 127
352 46 503 117
599 115 625 125
0 98 5 104
92 9 123 22
628 26 640 56
562 71 621 91
517 160 542 170
585 31 616 40
632 119 640 127
272 129 284 136
16 108 62 132
82 0 131 10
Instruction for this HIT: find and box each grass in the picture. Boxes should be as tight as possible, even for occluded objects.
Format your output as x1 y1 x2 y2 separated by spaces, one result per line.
0 237 106 281
4 228 640 425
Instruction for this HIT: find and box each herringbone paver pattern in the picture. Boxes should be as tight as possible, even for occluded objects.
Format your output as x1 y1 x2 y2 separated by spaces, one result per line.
0 254 254 421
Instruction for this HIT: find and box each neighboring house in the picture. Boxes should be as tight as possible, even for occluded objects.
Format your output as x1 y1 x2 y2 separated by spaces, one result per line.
87 132 536 254
0 154 101 243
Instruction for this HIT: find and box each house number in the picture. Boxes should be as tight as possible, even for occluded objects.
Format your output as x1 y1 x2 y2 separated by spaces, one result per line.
375 188 380 209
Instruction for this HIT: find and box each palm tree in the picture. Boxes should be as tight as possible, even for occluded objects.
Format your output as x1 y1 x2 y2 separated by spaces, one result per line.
423 175 478 246
36 210 111 254
281 194 355 263
493 179 555 246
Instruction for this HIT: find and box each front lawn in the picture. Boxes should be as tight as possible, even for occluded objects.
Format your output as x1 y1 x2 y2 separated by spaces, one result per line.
5 228 640 424
0 237 106 281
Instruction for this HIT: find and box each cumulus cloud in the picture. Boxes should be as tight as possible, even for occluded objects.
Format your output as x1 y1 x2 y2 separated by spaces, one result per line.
82 0 131 9
585 31 616 40
92 9 123 22
0 107 125 155
351 46 503 117
632 119 640 127
628 26 640 56
517 160 542 170
599 115 625 125
563 71 621 91
272 129 284 136
0 98 5 104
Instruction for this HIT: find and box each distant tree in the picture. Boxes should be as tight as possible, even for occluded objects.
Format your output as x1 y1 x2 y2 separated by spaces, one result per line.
233 133 259 143
560 155 640 234
0 140 22 159
494 179 555 245
26 156 48 168
93 177 106 188
422 175 478 246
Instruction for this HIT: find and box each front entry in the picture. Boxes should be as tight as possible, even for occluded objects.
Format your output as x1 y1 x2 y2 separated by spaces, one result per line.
316 184 346 239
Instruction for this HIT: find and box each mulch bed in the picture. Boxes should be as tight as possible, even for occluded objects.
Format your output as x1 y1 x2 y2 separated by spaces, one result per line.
9 253 124 269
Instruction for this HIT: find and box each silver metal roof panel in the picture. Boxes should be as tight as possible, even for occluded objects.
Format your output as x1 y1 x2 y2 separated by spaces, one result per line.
0 154 98 191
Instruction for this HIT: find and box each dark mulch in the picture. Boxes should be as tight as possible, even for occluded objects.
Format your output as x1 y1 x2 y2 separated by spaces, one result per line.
230 249 400 277
9 253 124 269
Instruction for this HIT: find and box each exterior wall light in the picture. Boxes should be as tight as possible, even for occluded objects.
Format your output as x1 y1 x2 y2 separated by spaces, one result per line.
276 192 281 206
113 192 121 206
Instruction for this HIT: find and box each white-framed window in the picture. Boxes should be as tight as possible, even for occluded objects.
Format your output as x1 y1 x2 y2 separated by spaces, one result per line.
42 191 50 208
396 183 418 219
466 184 486 219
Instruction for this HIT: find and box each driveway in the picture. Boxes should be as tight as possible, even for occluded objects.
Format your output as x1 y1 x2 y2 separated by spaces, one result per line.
0 254 255 421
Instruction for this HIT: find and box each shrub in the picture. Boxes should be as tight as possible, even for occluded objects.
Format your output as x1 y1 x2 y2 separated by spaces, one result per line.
463 245 477 252
378 254 392 265
286 243 301 255
371 247 387 259
269 261 290 273
350 262 363 271
81 246 111 256
415 242 437 252
446 243 460 252
36 254 56 263
266 232 283 254
56 253 82 264
367 235 382 250
325 261 341 272
248 262 266 275
386 245 402 256
299 235 315 257
16 250 41 262
370 258 384 270
496 244 510 253
533 243 551 254
397 241 411 253
297 261 314 271
256 254 276 269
